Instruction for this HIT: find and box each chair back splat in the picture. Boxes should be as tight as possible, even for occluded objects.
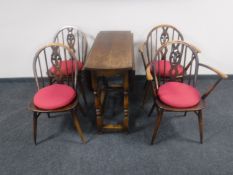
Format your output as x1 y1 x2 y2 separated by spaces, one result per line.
145 24 184 68
152 40 200 94
139 24 184 108
54 26 88 64
33 43 78 91
53 26 89 106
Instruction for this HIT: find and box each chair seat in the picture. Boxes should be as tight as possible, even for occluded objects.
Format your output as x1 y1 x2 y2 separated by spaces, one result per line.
49 60 83 76
33 84 76 110
158 82 201 108
150 60 183 77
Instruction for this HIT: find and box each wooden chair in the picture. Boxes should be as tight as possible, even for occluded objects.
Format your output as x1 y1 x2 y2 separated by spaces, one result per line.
28 43 86 145
53 26 88 106
139 24 184 109
146 41 228 144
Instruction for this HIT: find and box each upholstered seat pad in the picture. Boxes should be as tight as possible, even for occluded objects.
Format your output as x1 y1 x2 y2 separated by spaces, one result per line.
150 60 183 77
33 84 76 110
50 60 83 76
158 82 201 108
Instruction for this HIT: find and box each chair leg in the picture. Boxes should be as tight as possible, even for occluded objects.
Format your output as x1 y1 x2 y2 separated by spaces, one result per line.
143 79 148 89
78 103 86 117
78 78 87 107
142 81 151 107
151 109 164 145
198 110 204 144
33 112 38 145
85 70 93 91
148 102 156 117
129 69 135 91
47 113 51 118
71 110 86 144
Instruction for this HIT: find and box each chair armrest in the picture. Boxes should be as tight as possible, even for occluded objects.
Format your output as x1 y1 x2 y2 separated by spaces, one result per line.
199 63 228 79
199 63 228 99
195 46 201 54
138 42 148 69
146 64 159 93
146 65 153 80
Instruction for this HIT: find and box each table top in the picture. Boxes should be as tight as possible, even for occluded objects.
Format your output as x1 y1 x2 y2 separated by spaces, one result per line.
84 31 134 70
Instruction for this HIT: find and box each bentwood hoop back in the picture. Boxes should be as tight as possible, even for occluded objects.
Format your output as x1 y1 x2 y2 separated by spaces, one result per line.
54 26 88 64
33 43 78 90
152 40 199 88
139 24 185 108
142 24 184 69
54 26 89 105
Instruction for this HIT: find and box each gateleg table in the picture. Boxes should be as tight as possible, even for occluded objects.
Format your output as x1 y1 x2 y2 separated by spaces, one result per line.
84 31 134 132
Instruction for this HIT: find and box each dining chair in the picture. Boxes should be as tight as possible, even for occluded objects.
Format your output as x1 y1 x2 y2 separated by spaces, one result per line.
28 43 86 144
146 40 228 144
52 26 89 106
139 24 185 109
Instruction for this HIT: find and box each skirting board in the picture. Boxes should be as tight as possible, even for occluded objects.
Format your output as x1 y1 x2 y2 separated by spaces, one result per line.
0 75 232 83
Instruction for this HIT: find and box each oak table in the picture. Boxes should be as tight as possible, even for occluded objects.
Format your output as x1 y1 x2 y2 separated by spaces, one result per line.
84 31 134 132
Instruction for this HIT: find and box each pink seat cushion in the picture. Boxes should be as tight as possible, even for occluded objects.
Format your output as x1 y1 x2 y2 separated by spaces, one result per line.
33 84 76 110
150 60 183 77
158 82 201 108
50 60 83 76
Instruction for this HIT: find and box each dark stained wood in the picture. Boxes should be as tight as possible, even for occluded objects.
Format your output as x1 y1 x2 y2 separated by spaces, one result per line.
78 74 87 106
33 112 38 145
198 110 204 144
151 109 164 145
53 26 88 63
123 72 129 130
91 71 103 131
149 41 228 144
85 31 133 70
155 99 205 112
139 24 184 108
29 99 78 113
71 110 86 143
53 26 89 106
29 43 86 145
85 31 134 132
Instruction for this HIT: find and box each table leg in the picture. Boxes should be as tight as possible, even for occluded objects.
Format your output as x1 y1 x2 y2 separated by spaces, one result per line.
123 72 129 131
91 72 102 131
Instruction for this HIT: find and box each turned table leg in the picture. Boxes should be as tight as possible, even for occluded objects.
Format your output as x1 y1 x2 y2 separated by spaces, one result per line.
91 72 103 131
123 72 129 131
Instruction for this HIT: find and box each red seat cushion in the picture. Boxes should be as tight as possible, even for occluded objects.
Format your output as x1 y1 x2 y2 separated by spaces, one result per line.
49 60 83 76
33 84 76 110
150 60 183 77
158 82 201 108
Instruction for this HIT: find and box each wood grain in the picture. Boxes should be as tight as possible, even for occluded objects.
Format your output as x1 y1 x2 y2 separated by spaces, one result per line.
85 31 133 70
86 31 134 132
